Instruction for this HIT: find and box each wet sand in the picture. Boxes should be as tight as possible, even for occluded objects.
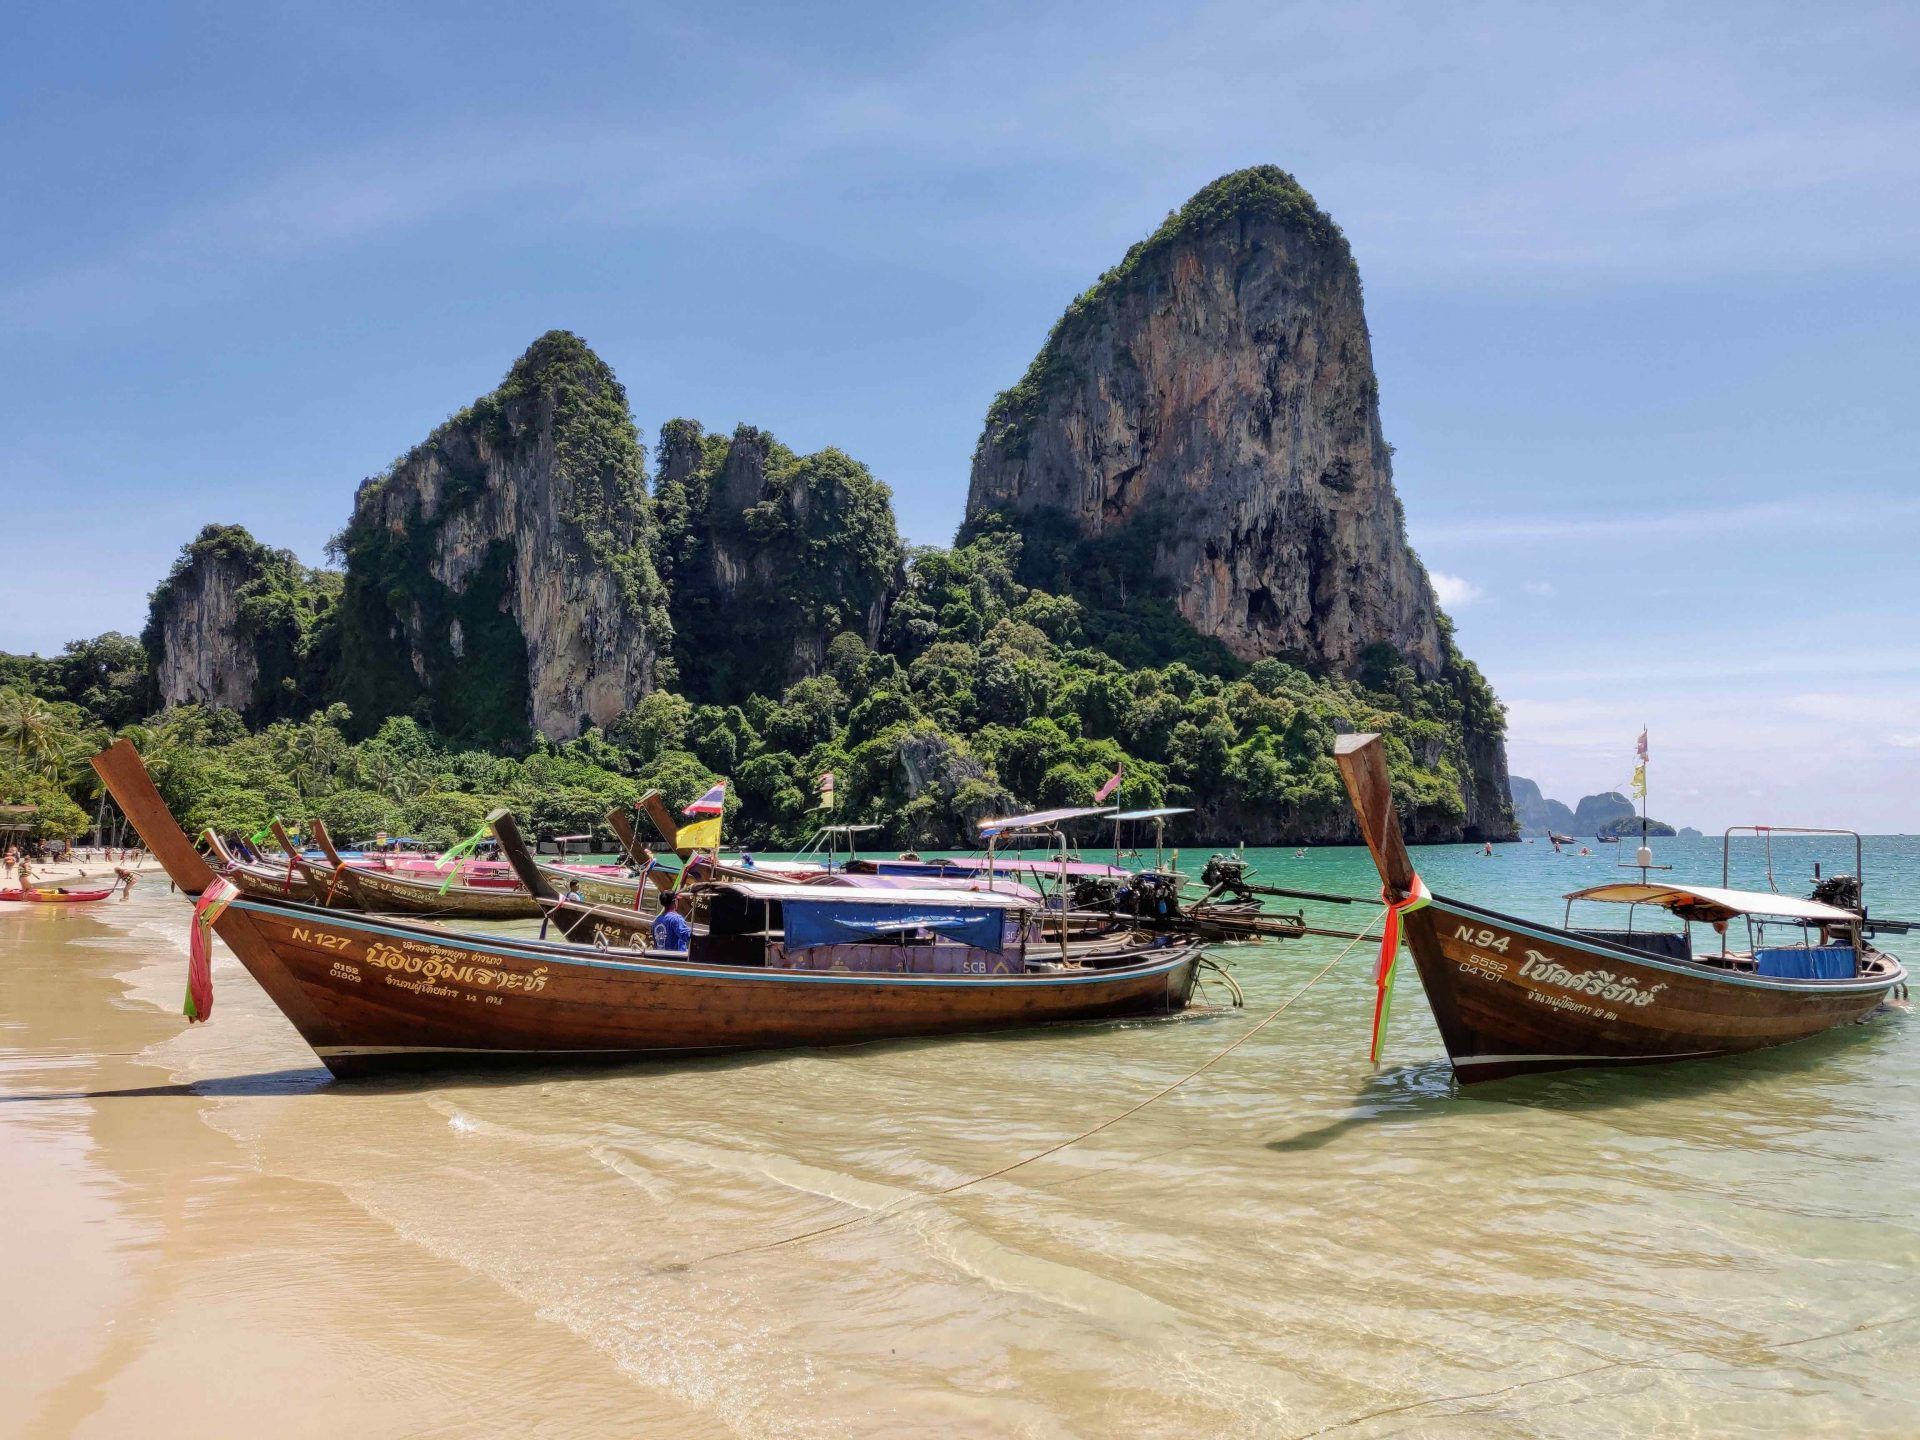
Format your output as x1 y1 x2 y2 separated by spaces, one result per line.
4 840 1918 1438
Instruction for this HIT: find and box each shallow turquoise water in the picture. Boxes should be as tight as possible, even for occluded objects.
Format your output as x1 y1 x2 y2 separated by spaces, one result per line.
11 831 1917 1436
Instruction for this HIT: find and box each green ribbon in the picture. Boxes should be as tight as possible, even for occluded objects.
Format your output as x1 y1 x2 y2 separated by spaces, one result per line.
435 823 492 893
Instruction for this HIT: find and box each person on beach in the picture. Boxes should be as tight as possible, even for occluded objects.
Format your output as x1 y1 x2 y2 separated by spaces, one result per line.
651 892 692 953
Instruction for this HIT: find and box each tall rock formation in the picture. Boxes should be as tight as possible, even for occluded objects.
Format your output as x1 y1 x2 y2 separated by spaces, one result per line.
968 166 1441 676
654 419 903 702
1572 791 1636 837
1509 776 1577 836
967 166 1511 839
333 332 666 743
143 523 340 721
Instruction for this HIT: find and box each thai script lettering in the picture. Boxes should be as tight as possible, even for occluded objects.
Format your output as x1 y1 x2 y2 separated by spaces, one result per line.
1517 950 1666 1007
361 942 549 994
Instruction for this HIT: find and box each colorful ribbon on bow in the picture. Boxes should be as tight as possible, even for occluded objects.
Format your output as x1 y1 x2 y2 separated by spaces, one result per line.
186 877 240 1023
435 823 492 893
1370 873 1431 1065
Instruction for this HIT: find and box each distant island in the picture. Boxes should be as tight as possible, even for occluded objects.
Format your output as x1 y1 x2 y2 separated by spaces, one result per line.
1510 777 1695 839
2 169 1518 850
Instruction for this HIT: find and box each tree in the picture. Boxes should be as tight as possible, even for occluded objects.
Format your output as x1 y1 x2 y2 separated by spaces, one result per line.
0 688 71 781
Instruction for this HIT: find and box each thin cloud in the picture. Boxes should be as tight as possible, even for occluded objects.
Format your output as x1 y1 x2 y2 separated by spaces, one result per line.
1414 493 1920 546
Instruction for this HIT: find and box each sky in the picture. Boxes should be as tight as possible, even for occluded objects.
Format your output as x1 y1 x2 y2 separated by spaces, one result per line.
2 1 1916 829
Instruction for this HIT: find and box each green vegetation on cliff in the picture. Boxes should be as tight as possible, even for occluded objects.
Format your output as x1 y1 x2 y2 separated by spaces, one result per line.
142 523 341 722
332 331 664 745
12 525 1502 846
657 421 903 701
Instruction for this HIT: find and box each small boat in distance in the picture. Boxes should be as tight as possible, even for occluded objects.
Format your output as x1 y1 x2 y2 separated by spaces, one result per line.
1 884 119 904
1334 733 1906 1082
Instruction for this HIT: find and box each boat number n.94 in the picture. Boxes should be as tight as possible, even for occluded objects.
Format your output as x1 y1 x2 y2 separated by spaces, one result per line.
1454 926 1510 954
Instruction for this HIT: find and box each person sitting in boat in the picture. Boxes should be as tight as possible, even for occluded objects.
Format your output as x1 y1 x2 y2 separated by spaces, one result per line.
651 892 692 953
561 884 585 905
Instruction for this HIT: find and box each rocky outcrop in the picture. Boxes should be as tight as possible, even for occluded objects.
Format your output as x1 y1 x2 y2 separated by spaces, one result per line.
145 528 261 711
966 166 1513 841
967 166 1442 677
143 523 339 721
334 332 665 743
656 420 903 703
1599 816 1675 838
1572 791 1637 836
1510 776 1577 836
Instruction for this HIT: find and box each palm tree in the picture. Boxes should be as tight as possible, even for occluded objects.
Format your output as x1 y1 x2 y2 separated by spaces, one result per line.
0 688 70 781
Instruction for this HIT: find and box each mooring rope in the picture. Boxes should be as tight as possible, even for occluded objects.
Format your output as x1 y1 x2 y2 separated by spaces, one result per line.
676 910 1386 1270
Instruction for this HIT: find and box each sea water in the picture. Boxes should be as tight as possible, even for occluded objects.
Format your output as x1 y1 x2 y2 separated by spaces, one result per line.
2 835 1916 1437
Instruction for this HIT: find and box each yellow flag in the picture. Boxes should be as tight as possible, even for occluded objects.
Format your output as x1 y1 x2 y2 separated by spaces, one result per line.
677 816 722 853
1631 763 1646 800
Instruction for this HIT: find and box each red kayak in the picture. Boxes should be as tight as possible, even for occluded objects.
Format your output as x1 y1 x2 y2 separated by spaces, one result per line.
0 886 116 904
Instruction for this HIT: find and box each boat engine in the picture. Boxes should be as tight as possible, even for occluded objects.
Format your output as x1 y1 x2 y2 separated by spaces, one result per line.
1200 854 1256 903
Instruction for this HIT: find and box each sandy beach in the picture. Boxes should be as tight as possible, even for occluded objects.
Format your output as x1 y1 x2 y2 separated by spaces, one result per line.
6 840 1918 1439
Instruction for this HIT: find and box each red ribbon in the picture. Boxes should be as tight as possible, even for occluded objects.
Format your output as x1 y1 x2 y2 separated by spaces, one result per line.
1370 874 1430 1065
186 878 239 1023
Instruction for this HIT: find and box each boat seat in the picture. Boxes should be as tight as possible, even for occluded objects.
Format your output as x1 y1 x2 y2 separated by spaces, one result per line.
1571 929 1692 962
1753 947 1857 980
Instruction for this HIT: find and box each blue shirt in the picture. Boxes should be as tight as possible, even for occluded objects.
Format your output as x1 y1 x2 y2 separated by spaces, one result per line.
652 909 692 952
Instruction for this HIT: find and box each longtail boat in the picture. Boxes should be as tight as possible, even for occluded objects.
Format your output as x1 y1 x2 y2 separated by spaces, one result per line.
1334 732 1907 1082
91 741 1207 1077
202 828 316 902
305 819 544 920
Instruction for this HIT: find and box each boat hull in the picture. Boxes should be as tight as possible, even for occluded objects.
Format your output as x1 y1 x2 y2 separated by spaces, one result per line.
335 864 544 919
1 887 116 904
1405 894 1904 1082
539 864 654 910
222 862 316 903
223 899 1202 1077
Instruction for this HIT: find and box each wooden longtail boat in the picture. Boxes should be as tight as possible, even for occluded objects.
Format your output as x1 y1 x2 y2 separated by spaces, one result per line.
266 820 358 908
91 740 1206 1078
202 828 316 902
305 818 544 919
1334 733 1907 1082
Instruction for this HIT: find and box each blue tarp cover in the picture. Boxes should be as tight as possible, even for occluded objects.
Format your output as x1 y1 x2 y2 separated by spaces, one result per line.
1753 946 1857 980
783 899 1005 954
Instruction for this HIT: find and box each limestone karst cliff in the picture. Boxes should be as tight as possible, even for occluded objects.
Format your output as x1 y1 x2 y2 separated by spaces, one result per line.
968 166 1441 676
124 170 1517 844
142 523 339 721
1509 775 1577 836
332 332 666 744
653 419 903 702
967 166 1511 839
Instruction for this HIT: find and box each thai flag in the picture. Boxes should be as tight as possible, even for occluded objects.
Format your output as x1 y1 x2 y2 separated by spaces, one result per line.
1635 727 1648 762
684 781 727 816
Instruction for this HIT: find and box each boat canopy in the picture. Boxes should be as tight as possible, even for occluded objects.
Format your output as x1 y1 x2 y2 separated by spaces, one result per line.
1108 807 1194 821
716 880 1034 910
809 872 1046 903
978 805 1116 836
1564 882 1858 925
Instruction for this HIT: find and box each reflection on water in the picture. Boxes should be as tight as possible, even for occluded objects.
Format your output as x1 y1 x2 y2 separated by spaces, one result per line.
2 835 1917 1437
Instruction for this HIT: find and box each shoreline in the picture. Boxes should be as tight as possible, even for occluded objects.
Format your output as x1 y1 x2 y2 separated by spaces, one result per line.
0 886 716 1438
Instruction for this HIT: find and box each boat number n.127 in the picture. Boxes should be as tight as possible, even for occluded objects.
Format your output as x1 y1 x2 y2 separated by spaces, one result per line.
1454 926 1510 953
